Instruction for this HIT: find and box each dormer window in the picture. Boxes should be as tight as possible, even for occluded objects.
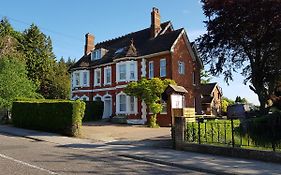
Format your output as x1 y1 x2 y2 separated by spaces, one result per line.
92 49 101 60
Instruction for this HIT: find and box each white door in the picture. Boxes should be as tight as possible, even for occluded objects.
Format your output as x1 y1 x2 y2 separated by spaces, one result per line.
103 97 112 118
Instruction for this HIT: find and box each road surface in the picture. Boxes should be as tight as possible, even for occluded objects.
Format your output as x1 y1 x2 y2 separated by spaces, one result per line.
0 133 209 175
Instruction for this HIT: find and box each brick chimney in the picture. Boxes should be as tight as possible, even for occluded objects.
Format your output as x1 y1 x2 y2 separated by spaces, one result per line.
84 33 95 55
151 7 161 38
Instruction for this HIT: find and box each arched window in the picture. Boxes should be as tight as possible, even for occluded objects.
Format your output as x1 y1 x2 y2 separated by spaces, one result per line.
93 94 102 101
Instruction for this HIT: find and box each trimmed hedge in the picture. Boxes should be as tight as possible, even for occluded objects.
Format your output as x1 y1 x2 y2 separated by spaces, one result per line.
12 99 85 137
83 101 104 121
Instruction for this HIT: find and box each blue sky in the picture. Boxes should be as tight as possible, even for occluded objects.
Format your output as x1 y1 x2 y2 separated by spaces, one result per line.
0 0 259 105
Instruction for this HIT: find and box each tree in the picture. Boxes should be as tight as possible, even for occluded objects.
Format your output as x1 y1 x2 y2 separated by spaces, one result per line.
235 96 248 104
0 57 40 110
200 69 212 84
197 0 281 114
21 24 56 98
125 78 176 127
47 60 71 99
221 97 235 114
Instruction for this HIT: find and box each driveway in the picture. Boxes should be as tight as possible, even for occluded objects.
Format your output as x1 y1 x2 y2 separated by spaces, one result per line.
81 121 171 144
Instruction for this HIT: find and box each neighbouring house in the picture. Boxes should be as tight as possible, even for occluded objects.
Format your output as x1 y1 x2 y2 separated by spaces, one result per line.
201 83 223 116
69 7 203 126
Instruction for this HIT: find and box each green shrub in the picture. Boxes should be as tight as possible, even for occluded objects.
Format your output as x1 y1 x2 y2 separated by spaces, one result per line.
11 99 85 137
83 101 104 121
239 112 281 150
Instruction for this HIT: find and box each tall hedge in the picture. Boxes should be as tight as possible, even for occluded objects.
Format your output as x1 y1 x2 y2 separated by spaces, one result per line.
83 101 104 121
12 99 85 137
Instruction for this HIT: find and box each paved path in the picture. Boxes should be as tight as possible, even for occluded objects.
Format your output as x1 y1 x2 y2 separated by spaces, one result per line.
81 121 171 142
0 125 281 175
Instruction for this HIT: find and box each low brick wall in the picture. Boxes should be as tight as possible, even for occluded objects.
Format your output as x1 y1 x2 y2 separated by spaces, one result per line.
180 143 281 164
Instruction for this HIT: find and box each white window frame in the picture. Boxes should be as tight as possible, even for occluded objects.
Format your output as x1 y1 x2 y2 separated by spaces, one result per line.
129 62 136 80
148 61 154 79
81 70 90 87
116 92 138 114
116 92 127 114
72 95 80 100
74 72 80 87
80 95 89 101
160 58 166 77
93 94 103 101
91 49 102 60
94 68 101 86
104 66 112 85
178 61 185 75
118 63 127 82
116 61 138 82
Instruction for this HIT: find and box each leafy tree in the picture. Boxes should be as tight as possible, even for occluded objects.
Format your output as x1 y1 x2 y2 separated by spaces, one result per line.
221 97 235 114
200 69 212 84
47 60 71 99
0 57 40 110
197 0 281 114
65 57 76 68
125 78 176 127
235 96 248 104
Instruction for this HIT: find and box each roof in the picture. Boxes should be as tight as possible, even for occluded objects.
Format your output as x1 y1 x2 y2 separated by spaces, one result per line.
168 84 188 93
201 83 218 96
190 42 203 69
201 96 213 104
71 21 184 69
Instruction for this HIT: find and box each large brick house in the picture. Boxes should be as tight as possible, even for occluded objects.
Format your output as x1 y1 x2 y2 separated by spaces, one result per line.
70 8 203 126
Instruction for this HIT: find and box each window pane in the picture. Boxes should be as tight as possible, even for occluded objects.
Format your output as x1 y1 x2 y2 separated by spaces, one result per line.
178 61 185 75
119 64 126 80
160 59 166 77
149 61 154 78
75 73 80 86
105 68 111 84
130 63 135 80
130 96 134 112
97 71 100 83
83 72 87 85
119 95 126 112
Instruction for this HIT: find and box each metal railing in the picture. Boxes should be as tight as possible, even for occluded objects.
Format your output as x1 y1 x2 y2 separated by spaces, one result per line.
185 119 281 152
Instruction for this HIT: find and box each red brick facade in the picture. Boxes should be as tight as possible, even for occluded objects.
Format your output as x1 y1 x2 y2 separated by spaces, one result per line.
70 8 203 126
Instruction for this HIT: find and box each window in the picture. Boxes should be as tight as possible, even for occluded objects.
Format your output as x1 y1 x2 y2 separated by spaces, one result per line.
94 96 102 101
94 69 101 86
119 64 126 81
178 61 185 75
104 67 111 85
192 71 196 85
130 63 135 80
129 96 135 112
74 72 80 86
148 61 154 78
83 72 88 85
117 61 137 82
92 49 101 60
119 94 126 112
160 59 166 77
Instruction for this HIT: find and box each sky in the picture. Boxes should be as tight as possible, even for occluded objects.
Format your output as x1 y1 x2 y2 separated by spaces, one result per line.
0 0 259 105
